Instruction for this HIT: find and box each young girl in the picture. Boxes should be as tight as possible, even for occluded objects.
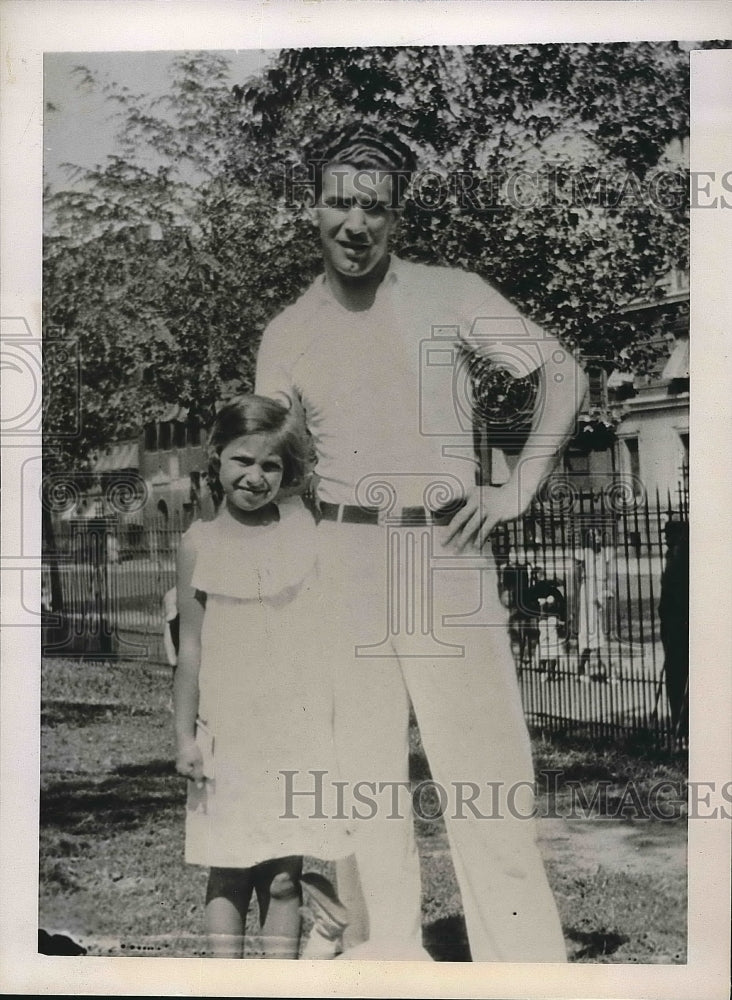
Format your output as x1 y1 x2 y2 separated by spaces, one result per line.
174 395 352 959
538 613 561 682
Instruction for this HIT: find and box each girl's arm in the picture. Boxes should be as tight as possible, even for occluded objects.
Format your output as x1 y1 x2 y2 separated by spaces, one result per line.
173 530 206 784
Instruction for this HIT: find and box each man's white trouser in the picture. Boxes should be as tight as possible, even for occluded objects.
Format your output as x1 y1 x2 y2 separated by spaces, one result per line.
316 519 567 962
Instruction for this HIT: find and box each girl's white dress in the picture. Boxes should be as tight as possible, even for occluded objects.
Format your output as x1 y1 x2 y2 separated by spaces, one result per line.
184 497 352 869
538 616 561 660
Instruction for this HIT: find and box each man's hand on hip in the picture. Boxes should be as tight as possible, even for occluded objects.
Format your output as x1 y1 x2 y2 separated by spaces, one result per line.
444 481 527 553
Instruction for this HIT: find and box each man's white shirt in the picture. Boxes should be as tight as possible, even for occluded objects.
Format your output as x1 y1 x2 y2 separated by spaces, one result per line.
255 255 561 508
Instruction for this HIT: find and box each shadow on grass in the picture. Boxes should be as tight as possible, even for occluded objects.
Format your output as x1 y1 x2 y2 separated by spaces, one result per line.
424 914 471 961
114 760 178 778
424 918 632 962
565 927 630 959
41 759 181 835
38 928 87 956
531 727 688 772
41 700 157 728
42 701 119 728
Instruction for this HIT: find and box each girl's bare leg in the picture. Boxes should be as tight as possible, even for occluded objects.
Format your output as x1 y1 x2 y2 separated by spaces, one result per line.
205 867 256 957
254 856 303 958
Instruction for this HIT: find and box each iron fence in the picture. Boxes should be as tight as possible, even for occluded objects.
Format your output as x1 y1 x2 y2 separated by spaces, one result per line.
42 483 689 747
42 511 186 664
493 481 688 748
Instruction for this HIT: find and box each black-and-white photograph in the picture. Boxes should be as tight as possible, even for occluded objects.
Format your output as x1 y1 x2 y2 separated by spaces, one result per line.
2 2 731 997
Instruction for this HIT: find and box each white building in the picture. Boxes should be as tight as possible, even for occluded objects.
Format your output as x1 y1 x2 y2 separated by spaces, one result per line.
609 268 689 503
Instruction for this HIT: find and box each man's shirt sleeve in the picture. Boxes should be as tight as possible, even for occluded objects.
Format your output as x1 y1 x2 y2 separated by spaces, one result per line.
456 272 565 377
255 314 296 405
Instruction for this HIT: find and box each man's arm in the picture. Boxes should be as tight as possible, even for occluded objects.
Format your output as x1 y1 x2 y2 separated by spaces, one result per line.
255 318 313 498
255 318 307 445
255 315 295 405
445 348 589 552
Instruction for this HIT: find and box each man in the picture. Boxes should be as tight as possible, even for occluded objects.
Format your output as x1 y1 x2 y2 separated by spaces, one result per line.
659 519 689 738
256 125 587 961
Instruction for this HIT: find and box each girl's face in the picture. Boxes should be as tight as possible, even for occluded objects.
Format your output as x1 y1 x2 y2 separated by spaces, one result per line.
217 433 284 515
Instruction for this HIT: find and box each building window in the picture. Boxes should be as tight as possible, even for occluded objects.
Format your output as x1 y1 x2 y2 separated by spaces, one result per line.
173 421 186 448
557 448 593 497
621 436 641 491
144 423 157 451
158 421 171 451
187 414 201 444
587 367 607 408
679 432 689 490
563 450 590 477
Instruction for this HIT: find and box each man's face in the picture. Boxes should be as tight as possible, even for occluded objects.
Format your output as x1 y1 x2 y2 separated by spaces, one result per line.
312 164 399 279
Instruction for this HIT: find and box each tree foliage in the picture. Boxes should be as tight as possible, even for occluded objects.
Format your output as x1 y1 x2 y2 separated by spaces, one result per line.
44 42 698 470
44 53 321 469
238 42 691 363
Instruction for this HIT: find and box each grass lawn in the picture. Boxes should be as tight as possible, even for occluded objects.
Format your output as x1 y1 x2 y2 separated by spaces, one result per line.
39 657 688 963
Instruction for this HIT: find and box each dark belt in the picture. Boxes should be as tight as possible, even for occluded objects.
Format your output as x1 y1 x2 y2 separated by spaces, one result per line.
318 499 465 527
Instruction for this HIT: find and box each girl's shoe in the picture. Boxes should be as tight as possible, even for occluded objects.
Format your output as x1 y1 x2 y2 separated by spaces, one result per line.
300 872 349 959
300 923 341 959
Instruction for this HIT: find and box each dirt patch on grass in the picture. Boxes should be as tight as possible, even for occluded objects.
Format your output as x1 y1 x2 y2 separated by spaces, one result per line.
540 815 686 877
539 817 687 962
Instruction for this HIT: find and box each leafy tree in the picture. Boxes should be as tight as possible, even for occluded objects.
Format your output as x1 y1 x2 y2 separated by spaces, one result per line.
238 42 691 365
45 42 704 471
44 52 316 471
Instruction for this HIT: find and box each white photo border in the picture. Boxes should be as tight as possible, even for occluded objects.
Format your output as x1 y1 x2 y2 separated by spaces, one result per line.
1 2 730 997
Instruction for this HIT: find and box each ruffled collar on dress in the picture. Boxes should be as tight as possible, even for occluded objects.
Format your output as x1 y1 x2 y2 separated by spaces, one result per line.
190 498 317 602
